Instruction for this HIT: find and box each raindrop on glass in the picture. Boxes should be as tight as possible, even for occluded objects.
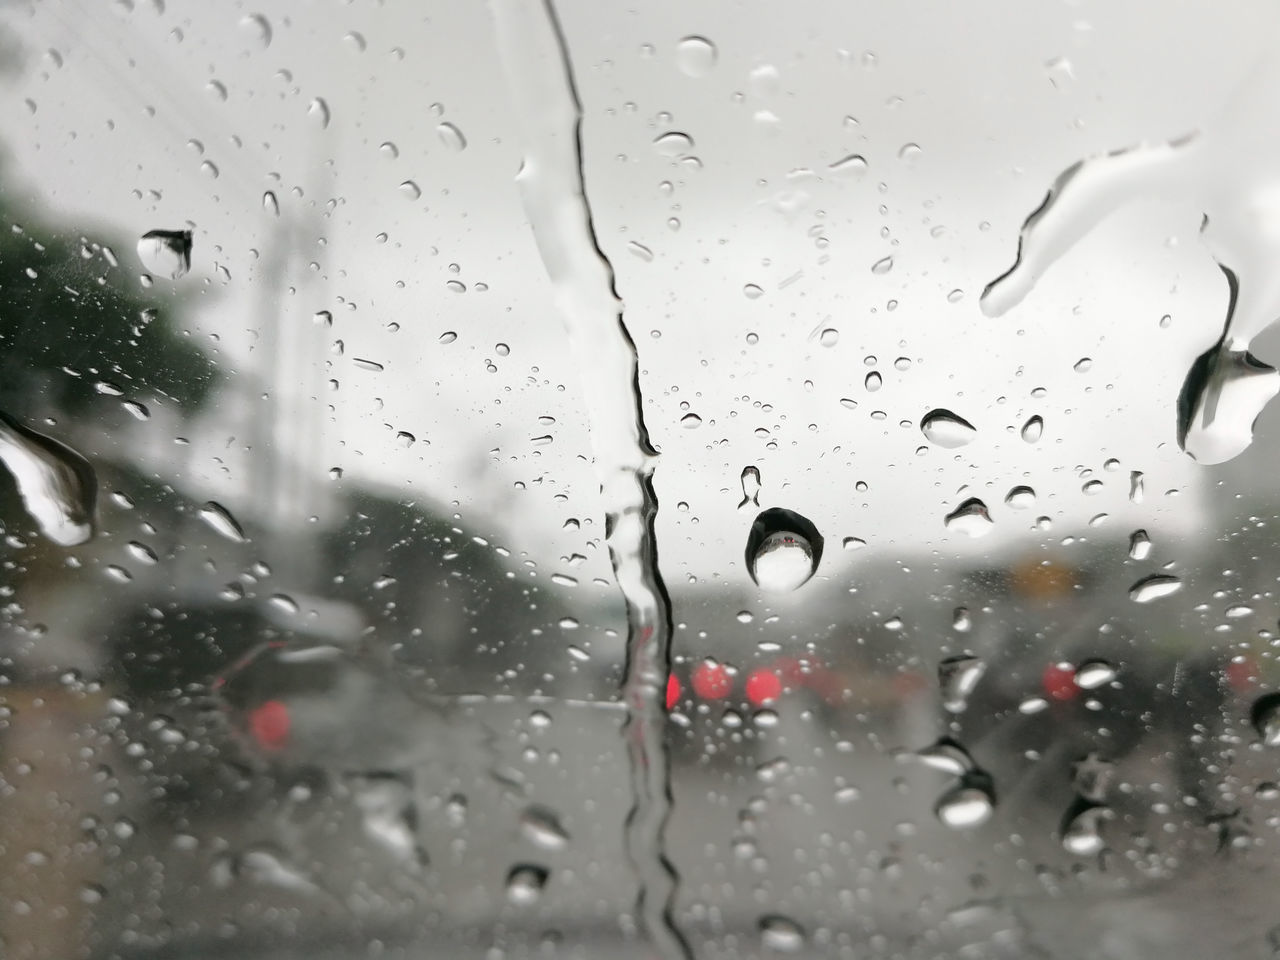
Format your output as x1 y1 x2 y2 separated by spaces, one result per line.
1129 573 1181 603
197 501 247 543
745 507 824 593
136 229 192 280
738 465 761 509
944 498 993 538
675 36 717 77
1020 415 1044 443
505 864 549 905
920 409 976 448
436 121 467 151
938 654 986 713
1251 692 1280 746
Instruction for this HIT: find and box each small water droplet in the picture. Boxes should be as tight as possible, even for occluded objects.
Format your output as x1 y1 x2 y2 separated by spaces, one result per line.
738 465 761 509
1129 470 1144 503
1020 415 1044 443
262 190 279 216
745 507 824 593
675 36 717 77
126 541 158 565
819 327 839 347
1004 485 1036 509
1251 692 1280 746
628 241 654 261
1129 573 1181 603
506 864 549 905
1061 802 1111 856
353 358 384 372
136 229 192 279
197 501 247 543
842 536 866 551
952 606 971 631
399 180 421 200
871 255 894 275
743 283 763 299
439 331 458 344
1074 659 1116 689
268 593 299 615
938 654 986 713
519 805 569 850
916 737 975 776
920 409 976 448
898 142 922 164
759 914 806 953
680 413 702 429
864 371 883 392
1073 357 1093 373
944 498 993 538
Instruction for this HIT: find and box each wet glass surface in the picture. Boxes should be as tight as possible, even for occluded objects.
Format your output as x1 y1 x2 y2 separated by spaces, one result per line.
2 1 1280 958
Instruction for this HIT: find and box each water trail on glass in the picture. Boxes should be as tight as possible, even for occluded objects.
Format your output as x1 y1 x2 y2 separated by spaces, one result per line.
489 2 690 956
981 58 1280 465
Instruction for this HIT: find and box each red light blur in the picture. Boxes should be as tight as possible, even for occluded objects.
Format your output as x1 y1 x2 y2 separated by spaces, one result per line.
249 699 290 750
1042 662 1079 701
692 661 732 700
665 674 681 710
745 668 782 705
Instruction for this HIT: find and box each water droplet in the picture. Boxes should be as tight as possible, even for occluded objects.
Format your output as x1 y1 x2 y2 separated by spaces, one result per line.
436 121 467 151
126 541 158 565
864 371 883 392
506 864 549 905
1177 345 1279 464
268 593 299 615
1074 659 1116 689
675 36 717 77
136 229 191 279
353 358 384 372
952 606 971 632
399 180 421 200
1129 470 1144 503
1128 528 1151 560
239 13 271 48
1004 485 1036 509
938 654 985 713
871 255 894 275
0 413 96 545
935 776 995 829
628 241 654 261
197 501 247 543
653 132 694 157
1061 802 1111 856
1020 415 1044 443
819 327 839 347
738 465 761 509
680 413 702 429
828 153 868 174
438 331 458 344
308 97 330 128
842 536 866 551
944 498 993 538
920 409 976 448
1251 692 1280 746
519 805 569 850
262 191 279 216
759 915 806 953
916 737 976 776
1073 357 1093 373
1044 55 1074 88
1129 573 1181 603
898 142 922 164
745 507 824 593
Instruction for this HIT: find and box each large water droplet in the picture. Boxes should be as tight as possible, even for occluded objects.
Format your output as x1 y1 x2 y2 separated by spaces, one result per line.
1060 801 1112 856
1177 343 1279 464
239 13 272 48
675 36 717 77
506 863 550 905
938 654 986 713
519 804 570 850
136 229 191 279
1251 692 1280 746
738 465 761 509
0 413 96 545
1004 485 1036 509
1128 528 1151 560
1020 415 1044 443
307 97 330 128
920 409 976 448
1074 659 1116 689
1129 573 1181 603
197 501 247 543
828 153 868 175
916 737 976 777
935 774 995 829
758 915 806 953
436 121 467 151
864 371 882 392
653 132 695 157
745 507 824 593
943 498 993 538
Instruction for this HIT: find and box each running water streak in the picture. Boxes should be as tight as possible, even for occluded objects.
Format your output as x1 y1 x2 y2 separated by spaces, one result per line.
980 57 1280 464
489 2 689 957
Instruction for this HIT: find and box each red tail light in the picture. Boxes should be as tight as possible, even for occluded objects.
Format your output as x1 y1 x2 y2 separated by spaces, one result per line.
692 661 732 700
248 699 290 750
665 674 681 710
1042 662 1079 701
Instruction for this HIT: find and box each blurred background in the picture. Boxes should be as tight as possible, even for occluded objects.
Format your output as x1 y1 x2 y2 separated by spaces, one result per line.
2 0 1280 957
